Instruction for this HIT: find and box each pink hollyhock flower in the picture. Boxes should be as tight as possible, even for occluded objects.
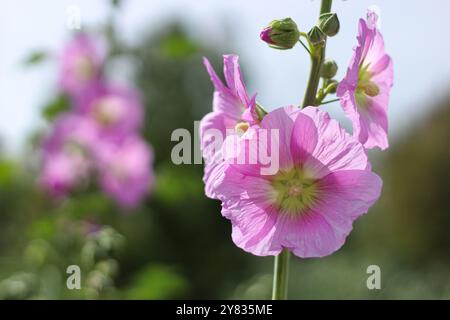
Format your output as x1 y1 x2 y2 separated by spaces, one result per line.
200 55 258 198
211 106 382 258
94 136 154 208
59 34 103 97
40 151 90 197
337 10 393 150
40 114 98 196
76 84 144 140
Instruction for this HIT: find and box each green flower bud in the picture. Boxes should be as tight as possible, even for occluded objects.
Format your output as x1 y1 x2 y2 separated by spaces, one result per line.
320 59 338 79
318 13 340 37
307 26 326 46
260 18 300 50
327 80 339 94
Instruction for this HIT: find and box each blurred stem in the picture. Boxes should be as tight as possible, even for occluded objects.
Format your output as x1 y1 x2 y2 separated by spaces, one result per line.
272 249 290 300
301 0 333 108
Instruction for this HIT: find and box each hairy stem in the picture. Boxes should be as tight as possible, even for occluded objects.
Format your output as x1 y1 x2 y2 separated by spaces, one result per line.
301 0 333 108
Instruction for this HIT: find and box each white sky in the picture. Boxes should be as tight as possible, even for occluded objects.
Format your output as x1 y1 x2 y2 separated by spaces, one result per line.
1 0 450 154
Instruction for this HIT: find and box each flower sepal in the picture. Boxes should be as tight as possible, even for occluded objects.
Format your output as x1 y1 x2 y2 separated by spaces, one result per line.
307 26 326 47
318 12 340 37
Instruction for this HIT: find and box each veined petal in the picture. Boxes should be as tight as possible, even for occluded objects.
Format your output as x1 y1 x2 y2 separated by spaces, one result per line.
260 106 299 169
302 107 368 176
223 54 250 106
317 170 382 220
290 112 318 165
359 94 389 150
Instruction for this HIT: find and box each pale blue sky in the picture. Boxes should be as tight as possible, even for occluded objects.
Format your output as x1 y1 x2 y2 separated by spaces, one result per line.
1 0 450 154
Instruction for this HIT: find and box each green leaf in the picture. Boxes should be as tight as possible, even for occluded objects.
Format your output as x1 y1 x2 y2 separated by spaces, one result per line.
42 95 70 121
23 51 48 66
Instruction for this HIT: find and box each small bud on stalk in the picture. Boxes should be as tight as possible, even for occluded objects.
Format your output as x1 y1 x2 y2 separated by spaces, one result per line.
318 13 340 37
307 26 326 46
327 80 339 94
260 18 300 50
320 59 338 79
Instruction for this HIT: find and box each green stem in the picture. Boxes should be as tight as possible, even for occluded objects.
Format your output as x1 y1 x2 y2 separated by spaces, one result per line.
301 0 333 108
298 39 312 56
271 0 333 301
272 249 291 300
320 0 333 14
320 98 340 105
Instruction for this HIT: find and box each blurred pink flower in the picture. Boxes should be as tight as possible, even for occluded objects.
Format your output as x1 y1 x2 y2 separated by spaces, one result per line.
76 84 144 140
40 151 89 197
40 114 98 196
200 55 258 198
210 106 382 258
59 34 103 97
337 9 394 150
42 33 154 209
95 135 154 208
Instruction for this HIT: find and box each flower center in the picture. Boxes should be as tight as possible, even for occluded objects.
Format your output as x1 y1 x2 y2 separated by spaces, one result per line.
73 55 95 82
234 121 250 136
110 162 129 181
92 96 125 127
63 140 88 158
270 166 320 216
355 63 379 109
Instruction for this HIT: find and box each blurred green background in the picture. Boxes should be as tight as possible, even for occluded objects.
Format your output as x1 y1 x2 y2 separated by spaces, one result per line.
1 0 450 299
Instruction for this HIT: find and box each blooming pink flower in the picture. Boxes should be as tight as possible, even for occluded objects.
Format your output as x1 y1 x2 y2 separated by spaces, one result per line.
94 135 154 208
59 34 103 97
200 55 258 198
337 10 393 150
40 114 98 196
76 84 144 140
210 106 382 258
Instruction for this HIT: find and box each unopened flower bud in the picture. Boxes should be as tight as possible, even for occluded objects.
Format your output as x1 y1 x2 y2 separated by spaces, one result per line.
320 59 338 79
318 13 340 37
307 26 326 46
327 80 339 94
260 18 300 50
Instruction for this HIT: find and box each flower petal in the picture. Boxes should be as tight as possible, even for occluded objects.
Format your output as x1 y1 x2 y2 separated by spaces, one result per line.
318 170 383 220
302 107 368 176
290 112 318 165
223 54 250 106
260 106 299 169
271 169 382 258
359 95 389 150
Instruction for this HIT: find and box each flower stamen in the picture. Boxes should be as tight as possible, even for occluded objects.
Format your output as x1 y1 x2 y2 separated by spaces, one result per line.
270 167 319 216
